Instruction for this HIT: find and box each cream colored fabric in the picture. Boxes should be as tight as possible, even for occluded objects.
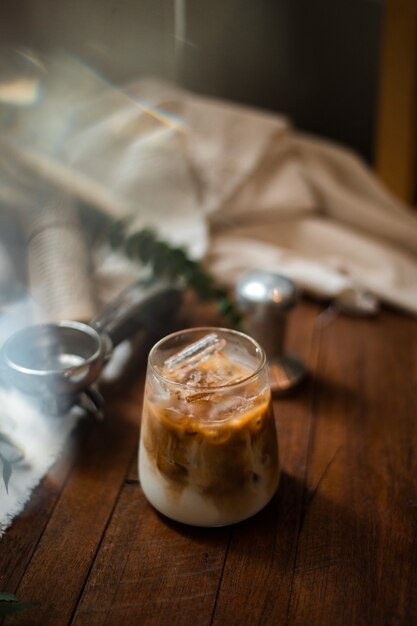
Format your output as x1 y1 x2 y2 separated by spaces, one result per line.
177 85 417 314
4 61 416 314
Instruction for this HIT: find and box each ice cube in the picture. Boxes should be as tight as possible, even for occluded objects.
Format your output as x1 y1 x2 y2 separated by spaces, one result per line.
163 333 226 378
160 332 252 399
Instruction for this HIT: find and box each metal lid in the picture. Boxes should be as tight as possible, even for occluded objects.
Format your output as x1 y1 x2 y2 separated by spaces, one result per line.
236 271 298 311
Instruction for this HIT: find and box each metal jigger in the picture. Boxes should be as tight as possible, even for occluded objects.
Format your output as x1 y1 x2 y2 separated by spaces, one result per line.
235 271 307 394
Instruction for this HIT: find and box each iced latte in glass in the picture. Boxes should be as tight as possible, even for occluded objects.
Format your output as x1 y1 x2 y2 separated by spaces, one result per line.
139 328 280 526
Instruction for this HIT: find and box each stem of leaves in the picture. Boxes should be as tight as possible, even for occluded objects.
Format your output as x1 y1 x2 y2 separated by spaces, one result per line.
77 204 242 328
121 226 242 328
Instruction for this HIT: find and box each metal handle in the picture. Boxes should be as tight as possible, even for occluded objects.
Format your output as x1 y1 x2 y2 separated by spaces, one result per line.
91 278 182 349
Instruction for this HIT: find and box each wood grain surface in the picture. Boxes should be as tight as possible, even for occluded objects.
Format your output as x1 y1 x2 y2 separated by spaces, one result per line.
1 301 416 626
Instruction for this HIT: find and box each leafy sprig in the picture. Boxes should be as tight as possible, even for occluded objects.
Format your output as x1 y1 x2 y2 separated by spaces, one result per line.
0 592 38 617
0 433 24 493
114 225 242 328
78 204 242 328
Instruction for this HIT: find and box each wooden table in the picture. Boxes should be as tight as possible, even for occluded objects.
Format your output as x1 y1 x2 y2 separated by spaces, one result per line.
1 300 417 625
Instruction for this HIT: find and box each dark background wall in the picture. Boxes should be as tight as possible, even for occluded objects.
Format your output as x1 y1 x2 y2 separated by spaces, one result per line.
0 0 384 162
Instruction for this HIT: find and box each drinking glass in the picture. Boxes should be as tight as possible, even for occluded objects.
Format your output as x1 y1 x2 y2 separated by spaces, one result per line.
139 327 280 526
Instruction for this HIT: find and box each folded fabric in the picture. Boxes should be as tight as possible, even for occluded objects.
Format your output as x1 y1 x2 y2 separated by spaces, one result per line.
2 57 417 314
176 83 417 313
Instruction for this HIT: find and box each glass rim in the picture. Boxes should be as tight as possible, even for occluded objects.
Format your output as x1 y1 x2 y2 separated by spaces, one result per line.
148 326 267 392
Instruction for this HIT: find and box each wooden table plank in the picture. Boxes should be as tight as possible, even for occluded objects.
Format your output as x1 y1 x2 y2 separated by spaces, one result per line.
3 389 142 626
210 303 322 626
72 479 230 626
286 312 417 626
0 442 74 594
1 303 417 626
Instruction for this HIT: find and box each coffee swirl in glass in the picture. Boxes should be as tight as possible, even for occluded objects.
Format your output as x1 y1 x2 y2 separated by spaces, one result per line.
139 327 280 526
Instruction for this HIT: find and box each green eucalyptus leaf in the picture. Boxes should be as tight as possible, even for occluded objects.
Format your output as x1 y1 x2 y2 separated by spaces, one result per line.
77 203 115 244
77 205 242 328
0 433 15 446
2 457 12 493
218 296 233 315
109 220 128 248
0 601 38 616
0 434 24 464
152 244 171 275
164 249 188 278
133 231 156 263
0 592 18 602
227 312 243 329
125 232 144 259
212 287 228 299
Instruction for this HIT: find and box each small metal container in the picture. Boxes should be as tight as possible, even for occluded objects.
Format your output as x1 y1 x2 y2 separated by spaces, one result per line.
235 271 307 394
0 279 181 414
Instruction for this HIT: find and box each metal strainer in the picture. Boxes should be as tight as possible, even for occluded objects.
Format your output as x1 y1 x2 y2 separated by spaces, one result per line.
0 278 181 413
